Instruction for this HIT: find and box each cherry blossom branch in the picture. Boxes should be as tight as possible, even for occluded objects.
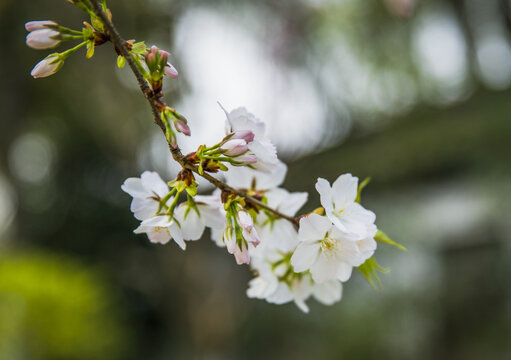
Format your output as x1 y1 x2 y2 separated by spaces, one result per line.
89 0 299 227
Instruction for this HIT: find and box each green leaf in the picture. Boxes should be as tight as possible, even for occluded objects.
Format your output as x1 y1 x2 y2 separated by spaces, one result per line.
355 177 371 203
185 186 197 197
357 257 389 290
117 55 126 68
131 42 146 55
86 41 95 59
374 230 406 251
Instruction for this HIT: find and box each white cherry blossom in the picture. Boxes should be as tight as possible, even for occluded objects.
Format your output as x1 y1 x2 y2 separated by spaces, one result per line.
174 195 226 241
316 174 377 239
254 188 308 252
247 249 343 312
291 214 366 283
134 215 185 249
121 171 170 220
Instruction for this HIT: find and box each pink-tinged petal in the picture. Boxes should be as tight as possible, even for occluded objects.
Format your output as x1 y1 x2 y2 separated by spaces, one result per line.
221 139 248 156
231 129 255 143
26 29 60 49
25 20 57 32
291 242 320 272
30 55 61 78
164 62 178 78
298 214 332 243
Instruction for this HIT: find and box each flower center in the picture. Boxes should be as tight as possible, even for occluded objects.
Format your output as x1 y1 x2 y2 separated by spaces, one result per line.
154 226 170 236
321 233 341 258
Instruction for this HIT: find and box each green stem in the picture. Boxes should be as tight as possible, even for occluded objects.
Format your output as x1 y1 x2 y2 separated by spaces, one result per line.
59 41 87 59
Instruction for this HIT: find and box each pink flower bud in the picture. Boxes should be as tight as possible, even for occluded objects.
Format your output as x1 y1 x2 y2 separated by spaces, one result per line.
237 211 254 232
164 63 178 78
25 20 57 32
226 237 250 265
175 120 191 136
30 54 62 78
234 154 257 164
221 139 248 156
26 29 61 49
237 211 260 246
231 129 255 143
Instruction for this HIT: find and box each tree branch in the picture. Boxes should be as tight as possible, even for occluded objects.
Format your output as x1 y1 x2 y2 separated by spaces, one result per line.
89 0 299 227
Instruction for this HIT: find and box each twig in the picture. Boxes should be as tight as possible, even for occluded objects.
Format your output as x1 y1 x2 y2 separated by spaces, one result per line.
89 0 299 227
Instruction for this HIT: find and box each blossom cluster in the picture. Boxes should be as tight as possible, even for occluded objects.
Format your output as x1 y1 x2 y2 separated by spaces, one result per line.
26 0 404 313
122 108 388 312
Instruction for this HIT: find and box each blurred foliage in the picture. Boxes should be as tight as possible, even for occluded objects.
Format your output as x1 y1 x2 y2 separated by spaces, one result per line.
0 252 129 360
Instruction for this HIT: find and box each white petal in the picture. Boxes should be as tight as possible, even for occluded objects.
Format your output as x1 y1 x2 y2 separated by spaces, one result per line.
313 280 342 305
265 189 308 217
291 242 320 273
121 177 147 198
169 222 186 250
310 255 338 283
335 262 353 282
223 161 287 190
175 205 205 241
331 173 358 209
294 299 310 313
140 171 169 198
298 214 332 243
315 178 334 212
267 283 293 304
130 197 158 220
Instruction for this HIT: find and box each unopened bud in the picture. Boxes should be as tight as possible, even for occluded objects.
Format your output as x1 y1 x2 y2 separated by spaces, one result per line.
234 154 257 164
221 139 248 156
30 54 63 78
164 62 178 78
175 120 191 136
231 129 255 143
26 29 61 49
25 20 57 32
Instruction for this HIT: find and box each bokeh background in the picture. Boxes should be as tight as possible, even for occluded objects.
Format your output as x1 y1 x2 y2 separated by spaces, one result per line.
1 0 511 359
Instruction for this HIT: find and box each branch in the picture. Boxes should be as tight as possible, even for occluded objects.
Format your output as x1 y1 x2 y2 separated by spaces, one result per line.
89 0 299 227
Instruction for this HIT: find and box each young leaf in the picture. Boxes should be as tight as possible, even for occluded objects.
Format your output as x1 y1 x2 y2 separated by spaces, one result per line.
375 230 406 251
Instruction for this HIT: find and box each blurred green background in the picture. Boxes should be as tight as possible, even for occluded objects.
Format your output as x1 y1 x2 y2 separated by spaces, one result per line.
1 0 511 359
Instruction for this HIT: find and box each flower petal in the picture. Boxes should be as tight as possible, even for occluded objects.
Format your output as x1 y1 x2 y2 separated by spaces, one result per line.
291 242 320 273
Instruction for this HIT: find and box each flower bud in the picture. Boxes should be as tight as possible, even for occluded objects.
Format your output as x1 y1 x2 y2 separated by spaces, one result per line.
237 211 254 232
26 29 61 49
221 139 248 156
30 54 63 78
231 129 255 143
234 154 257 164
164 62 178 78
25 20 57 32
237 211 260 246
175 120 191 136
